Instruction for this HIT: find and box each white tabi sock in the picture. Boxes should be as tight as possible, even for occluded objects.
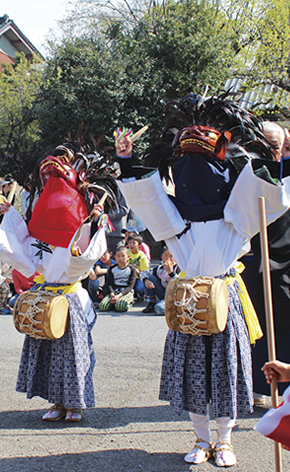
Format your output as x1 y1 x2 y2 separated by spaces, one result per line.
215 416 236 444
189 404 211 445
215 417 237 467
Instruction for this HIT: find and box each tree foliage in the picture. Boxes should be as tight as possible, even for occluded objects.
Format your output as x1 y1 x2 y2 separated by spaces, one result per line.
222 0 290 100
3 0 290 181
38 38 126 150
0 53 43 183
62 0 290 97
39 0 236 154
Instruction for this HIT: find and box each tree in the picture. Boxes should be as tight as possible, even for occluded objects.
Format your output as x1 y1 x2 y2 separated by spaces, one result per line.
38 0 236 156
53 0 290 117
37 37 127 151
0 53 43 182
222 0 290 103
60 0 149 36
104 0 236 142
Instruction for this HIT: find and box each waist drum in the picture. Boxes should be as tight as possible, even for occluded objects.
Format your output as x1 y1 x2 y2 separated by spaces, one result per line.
165 276 228 336
13 290 69 340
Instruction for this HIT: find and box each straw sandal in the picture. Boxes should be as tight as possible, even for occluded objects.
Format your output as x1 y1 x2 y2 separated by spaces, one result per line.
65 408 84 422
184 436 212 464
42 404 66 421
213 439 237 467
254 396 267 407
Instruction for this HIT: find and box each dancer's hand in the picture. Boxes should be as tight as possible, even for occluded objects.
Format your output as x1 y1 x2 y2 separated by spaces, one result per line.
116 136 133 158
91 203 104 221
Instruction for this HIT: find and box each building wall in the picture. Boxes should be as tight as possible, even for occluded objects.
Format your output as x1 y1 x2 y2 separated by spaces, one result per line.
0 50 14 65
0 35 17 57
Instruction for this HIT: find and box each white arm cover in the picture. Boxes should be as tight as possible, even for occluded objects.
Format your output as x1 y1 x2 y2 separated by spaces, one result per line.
65 226 107 279
0 206 36 277
224 161 290 239
117 170 186 241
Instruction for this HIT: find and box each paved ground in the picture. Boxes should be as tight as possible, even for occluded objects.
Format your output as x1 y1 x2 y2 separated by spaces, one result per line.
0 301 289 472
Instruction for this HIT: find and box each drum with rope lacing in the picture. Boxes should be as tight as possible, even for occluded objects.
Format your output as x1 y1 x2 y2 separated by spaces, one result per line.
165 276 228 336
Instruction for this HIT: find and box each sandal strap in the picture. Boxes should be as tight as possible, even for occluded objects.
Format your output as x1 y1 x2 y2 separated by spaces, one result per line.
195 436 212 449
193 436 212 459
50 404 66 414
213 440 234 457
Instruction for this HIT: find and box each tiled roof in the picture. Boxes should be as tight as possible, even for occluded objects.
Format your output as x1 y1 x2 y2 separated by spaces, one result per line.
224 77 290 110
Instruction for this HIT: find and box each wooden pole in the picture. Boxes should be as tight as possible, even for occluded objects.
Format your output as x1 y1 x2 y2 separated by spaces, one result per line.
131 125 149 143
258 196 283 472
98 191 108 207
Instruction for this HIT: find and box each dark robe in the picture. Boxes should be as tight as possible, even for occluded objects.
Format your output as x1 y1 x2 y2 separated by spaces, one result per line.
241 208 290 395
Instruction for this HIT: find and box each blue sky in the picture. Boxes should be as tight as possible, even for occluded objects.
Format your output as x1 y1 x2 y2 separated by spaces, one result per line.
1 0 73 56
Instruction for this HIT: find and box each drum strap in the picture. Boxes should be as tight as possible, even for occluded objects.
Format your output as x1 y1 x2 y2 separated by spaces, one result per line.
33 275 82 294
223 262 263 344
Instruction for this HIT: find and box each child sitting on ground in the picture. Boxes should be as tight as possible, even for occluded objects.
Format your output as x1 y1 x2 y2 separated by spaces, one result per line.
89 249 115 302
140 246 181 314
127 234 149 298
99 246 136 312
121 225 151 263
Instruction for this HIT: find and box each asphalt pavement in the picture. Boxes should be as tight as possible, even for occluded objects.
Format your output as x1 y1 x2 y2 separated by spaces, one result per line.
0 301 289 472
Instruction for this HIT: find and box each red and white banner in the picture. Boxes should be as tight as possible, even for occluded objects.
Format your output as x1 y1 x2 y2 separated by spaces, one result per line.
255 385 290 449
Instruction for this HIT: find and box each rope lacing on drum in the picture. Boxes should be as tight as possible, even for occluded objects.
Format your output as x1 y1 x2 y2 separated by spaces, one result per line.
16 292 55 339
174 277 213 336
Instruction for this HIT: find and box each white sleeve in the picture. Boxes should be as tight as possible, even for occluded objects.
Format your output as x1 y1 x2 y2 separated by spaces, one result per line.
117 171 186 241
0 206 36 277
224 160 290 239
65 226 107 279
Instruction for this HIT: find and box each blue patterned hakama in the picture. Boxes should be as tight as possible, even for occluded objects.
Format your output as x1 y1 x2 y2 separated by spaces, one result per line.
16 290 96 409
159 279 254 419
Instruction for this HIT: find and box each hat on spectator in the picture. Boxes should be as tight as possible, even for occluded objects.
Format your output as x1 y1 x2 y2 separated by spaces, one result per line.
0 177 15 186
121 225 139 234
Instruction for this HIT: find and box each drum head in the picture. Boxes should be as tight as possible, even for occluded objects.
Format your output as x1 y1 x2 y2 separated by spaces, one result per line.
46 295 69 339
165 278 182 331
207 278 228 334
13 290 69 340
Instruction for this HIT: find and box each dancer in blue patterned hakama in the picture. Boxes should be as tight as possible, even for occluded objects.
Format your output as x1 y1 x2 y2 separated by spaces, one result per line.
114 92 290 466
0 200 107 421
16 291 97 411
0 139 118 422
159 279 253 420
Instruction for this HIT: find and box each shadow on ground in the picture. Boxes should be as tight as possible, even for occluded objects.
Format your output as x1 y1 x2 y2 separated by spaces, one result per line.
0 403 267 431
0 449 186 472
